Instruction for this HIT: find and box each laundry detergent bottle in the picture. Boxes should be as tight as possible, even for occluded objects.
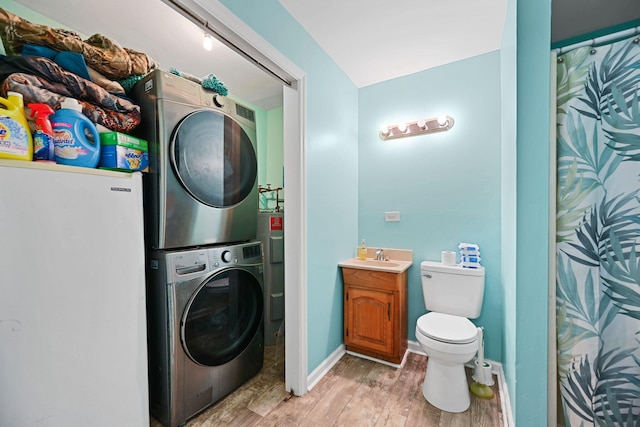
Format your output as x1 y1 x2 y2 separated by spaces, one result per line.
0 91 33 161
51 98 100 168
28 103 55 162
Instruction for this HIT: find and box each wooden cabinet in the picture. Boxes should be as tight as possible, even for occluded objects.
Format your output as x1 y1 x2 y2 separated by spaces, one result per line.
341 267 408 364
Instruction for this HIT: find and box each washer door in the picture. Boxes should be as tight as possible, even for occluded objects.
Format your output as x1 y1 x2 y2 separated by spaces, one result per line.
181 268 263 366
170 109 257 208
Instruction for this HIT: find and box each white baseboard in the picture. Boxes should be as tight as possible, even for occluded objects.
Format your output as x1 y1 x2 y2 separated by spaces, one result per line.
346 349 409 369
306 344 345 391
493 360 515 427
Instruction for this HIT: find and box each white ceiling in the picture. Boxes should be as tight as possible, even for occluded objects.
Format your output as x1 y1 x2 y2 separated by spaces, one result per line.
10 0 507 108
278 0 508 88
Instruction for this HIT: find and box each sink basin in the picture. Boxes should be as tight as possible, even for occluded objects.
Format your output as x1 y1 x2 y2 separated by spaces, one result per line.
338 256 412 273
352 259 400 268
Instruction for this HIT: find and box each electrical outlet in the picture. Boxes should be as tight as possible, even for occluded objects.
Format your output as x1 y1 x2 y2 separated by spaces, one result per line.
384 211 400 222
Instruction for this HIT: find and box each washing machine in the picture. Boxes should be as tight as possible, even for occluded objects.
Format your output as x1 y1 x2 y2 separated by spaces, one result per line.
146 241 264 427
131 70 258 249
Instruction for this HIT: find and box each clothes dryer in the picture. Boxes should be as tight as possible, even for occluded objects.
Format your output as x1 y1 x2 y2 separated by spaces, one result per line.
132 70 258 249
146 241 264 427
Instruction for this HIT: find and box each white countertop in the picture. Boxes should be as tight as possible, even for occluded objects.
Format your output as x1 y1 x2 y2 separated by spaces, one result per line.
0 159 135 178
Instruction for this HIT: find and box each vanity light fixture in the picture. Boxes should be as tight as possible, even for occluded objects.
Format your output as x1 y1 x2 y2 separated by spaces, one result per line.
379 115 455 140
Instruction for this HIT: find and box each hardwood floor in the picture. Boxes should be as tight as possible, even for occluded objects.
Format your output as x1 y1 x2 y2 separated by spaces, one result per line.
150 345 503 427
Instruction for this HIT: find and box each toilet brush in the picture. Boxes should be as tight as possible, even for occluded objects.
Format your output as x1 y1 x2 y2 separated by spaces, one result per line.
469 327 495 399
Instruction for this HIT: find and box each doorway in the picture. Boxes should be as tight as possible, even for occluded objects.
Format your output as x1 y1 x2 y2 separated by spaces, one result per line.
159 0 309 395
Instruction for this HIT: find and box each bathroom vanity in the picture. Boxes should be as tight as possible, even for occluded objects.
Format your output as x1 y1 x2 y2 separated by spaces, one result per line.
339 249 412 365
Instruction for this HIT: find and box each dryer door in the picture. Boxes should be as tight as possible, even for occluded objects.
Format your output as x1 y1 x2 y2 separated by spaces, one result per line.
170 109 257 208
181 268 263 366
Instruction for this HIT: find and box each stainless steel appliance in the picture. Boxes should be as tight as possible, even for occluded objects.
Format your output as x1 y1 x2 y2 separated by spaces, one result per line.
132 70 259 249
256 212 284 345
146 241 264 427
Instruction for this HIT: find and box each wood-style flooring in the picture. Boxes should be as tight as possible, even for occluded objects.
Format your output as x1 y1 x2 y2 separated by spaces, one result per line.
150 344 503 427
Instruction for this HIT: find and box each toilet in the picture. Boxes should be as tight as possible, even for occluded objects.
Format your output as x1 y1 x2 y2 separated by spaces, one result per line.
415 260 485 413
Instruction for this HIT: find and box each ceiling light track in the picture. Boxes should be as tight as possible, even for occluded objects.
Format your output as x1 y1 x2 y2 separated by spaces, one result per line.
162 0 292 87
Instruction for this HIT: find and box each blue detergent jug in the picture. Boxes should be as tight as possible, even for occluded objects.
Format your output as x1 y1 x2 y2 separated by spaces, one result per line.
51 98 100 168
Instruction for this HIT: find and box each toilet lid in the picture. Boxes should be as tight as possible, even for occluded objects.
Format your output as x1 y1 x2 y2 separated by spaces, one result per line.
417 312 478 344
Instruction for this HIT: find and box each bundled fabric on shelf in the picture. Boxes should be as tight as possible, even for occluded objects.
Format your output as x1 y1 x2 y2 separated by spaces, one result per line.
0 55 141 133
21 44 126 94
0 6 161 134
0 8 158 80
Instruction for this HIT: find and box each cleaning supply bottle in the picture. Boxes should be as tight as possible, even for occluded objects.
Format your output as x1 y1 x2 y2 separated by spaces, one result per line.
7 91 26 116
358 239 367 260
28 103 55 162
0 91 33 161
51 98 100 168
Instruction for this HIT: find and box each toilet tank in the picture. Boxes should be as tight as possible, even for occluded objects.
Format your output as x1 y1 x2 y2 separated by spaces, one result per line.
420 261 485 318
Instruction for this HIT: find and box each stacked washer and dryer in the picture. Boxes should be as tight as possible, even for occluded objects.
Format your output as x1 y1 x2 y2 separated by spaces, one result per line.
131 70 265 427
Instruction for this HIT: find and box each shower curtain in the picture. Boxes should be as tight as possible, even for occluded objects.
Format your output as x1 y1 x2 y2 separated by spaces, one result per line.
556 35 640 426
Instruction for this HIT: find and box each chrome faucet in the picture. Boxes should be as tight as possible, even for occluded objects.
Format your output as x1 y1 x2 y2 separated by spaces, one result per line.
375 248 385 261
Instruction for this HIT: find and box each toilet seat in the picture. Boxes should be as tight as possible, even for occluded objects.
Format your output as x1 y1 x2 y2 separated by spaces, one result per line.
417 312 478 344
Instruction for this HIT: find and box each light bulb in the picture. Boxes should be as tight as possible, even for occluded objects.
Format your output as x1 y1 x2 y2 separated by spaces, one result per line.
417 119 427 130
380 126 390 137
397 123 408 133
437 115 449 127
203 33 213 51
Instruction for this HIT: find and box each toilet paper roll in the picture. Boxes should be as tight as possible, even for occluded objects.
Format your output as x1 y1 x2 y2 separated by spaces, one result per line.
441 251 456 265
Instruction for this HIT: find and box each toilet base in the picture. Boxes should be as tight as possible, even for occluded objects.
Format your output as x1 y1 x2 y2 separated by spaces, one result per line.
422 357 470 413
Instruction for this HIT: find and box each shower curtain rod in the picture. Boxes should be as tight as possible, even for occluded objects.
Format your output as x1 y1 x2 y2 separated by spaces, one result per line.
554 26 639 55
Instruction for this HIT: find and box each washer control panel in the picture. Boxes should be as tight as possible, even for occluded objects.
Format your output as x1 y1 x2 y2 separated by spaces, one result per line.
172 250 208 276
164 241 263 281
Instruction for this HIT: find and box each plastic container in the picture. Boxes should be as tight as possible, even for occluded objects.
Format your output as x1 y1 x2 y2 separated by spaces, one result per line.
51 98 100 168
358 239 367 260
460 261 482 269
0 91 33 161
98 131 148 172
29 103 55 162
458 243 480 251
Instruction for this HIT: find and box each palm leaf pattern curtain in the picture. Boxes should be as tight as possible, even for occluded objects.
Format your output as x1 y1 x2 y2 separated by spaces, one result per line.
556 35 640 426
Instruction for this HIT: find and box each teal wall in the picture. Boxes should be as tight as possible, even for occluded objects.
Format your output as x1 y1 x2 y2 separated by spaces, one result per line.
257 106 284 211
265 107 284 189
7 1 561 421
500 0 518 420
219 0 360 373
509 0 553 424
358 52 503 361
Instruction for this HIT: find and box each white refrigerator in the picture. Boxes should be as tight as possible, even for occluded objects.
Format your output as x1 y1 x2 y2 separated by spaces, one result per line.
0 160 149 426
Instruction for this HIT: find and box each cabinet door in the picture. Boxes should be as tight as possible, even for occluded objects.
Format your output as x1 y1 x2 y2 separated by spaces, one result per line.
346 287 394 355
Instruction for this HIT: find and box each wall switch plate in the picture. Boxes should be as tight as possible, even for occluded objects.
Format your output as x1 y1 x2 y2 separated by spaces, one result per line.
385 211 400 222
